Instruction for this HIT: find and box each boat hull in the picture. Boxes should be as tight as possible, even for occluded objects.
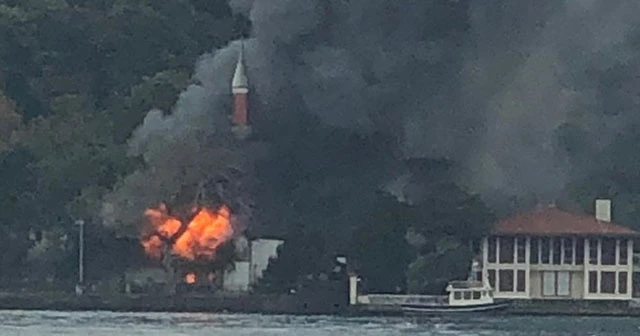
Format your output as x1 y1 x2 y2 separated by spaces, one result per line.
401 302 509 314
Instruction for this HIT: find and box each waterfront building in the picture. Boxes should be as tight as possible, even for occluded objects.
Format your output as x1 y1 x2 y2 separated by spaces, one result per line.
480 199 639 300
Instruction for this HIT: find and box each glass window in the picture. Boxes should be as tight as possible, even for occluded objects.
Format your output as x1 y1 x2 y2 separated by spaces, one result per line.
542 271 555 296
619 240 628 265
557 271 570 296
563 237 574 264
575 238 584 265
602 239 616 265
498 270 514 292
499 237 514 263
463 291 472 300
601 272 615 294
517 270 526 292
473 291 481 300
589 239 598 265
530 237 539 264
541 271 570 297
589 271 598 293
602 238 616 265
454 292 462 300
552 238 562 265
619 272 628 294
541 237 550 264
488 237 497 263
516 237 526 263
488 270 496 288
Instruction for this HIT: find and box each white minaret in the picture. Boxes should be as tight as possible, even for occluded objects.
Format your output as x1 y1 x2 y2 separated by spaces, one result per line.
231 40 251 140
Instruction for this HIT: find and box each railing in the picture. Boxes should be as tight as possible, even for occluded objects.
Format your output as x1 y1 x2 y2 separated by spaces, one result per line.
358 294 446 306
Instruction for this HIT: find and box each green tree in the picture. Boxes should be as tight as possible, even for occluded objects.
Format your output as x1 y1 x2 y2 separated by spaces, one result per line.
0 91 21 152
406 237 473 294
254 230 328 294
0 147 38 280
0 0 245 285
350 191 413 293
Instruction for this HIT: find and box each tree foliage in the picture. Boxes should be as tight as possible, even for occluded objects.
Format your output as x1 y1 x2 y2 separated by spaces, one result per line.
0 91 21 152
351 192 413 293
253 230 328 294
0 0 244 283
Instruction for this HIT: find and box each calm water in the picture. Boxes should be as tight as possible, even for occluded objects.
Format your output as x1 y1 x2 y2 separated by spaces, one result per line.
0 310 638 335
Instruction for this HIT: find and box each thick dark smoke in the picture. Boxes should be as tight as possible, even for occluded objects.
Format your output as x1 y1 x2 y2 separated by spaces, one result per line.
234 0 640 202
460 1 640 202
102 0 640 232
101 45 250 233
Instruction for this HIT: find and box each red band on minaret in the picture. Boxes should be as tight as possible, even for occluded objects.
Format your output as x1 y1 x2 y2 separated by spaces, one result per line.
232 93 248 126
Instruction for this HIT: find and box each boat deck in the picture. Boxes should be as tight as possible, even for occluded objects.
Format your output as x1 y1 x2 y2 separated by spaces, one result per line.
357 294 447 306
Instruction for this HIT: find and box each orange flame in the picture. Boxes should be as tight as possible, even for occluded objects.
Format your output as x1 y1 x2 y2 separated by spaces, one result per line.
184 272 196 284
141 204 234 260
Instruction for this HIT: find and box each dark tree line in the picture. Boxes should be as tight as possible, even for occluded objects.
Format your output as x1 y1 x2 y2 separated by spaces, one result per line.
0 0 248 286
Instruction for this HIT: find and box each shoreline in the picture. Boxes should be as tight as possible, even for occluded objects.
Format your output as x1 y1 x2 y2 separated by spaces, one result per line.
2 292 640 317
353 298 640 318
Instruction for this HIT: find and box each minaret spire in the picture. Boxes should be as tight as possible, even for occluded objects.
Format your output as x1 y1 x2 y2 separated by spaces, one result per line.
232 40 248 93
231 39 251 140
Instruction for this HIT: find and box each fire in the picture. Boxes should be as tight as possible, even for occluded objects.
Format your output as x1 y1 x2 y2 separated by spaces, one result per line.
184 273 196 284
141 204 233 260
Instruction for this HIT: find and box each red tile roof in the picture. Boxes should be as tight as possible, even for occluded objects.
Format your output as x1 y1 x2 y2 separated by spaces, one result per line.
493 206 639 236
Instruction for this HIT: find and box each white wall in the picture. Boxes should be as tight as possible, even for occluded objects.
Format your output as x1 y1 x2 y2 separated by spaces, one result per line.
582 238 633 300
250 239 284 284
482 236 634 301
223 261 251 292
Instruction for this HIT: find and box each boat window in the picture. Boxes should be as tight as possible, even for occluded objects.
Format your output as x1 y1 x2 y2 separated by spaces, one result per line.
472 291 481 300
454 292 462 300
463 292 472 300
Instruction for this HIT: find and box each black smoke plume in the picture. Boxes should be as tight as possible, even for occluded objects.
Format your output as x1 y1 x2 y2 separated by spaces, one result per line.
102 0 640 232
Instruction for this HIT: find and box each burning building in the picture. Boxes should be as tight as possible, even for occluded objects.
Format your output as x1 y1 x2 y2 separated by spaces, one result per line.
131 200 282 293
125 43 282 294
141 203 233 261
125 200 235 293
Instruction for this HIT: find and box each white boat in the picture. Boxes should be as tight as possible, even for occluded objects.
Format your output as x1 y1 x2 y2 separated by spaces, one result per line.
400 280 508 314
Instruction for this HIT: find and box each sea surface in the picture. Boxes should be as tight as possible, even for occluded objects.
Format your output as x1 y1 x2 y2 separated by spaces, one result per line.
0 310 638 335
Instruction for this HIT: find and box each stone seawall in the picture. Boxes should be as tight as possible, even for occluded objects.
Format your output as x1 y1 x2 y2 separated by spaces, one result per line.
0 289 349 315
505 299 640 316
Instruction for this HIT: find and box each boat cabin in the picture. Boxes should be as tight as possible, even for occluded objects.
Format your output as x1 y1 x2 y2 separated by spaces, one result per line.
446 280 494 306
